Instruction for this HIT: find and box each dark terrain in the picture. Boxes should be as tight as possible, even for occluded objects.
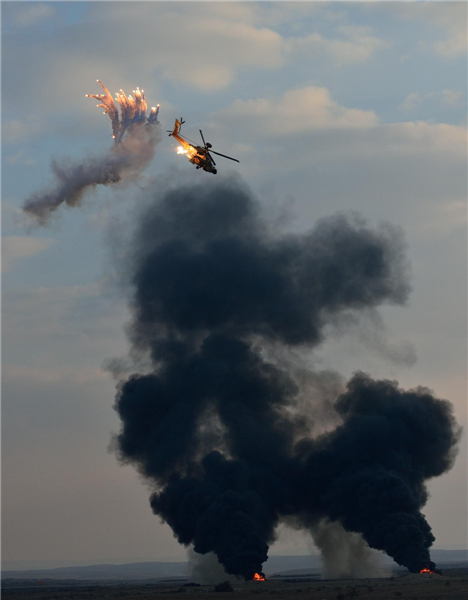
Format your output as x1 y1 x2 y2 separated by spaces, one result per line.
3 569 467 600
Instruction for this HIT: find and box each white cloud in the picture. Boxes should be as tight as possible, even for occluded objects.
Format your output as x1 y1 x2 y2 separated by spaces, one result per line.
2 2 388 125
397 2 467 59
433 89 465 108
399 92 423 112
159 17 286 90
3 120 32 144
2 202 42 231
11 3 56 27
433 19 466 58
2 364 107 386
7 149 38 166
2 236 55 273
400 89 466 111
250 2 327 29
215 86 466 153
2 281 128 369
292 25 388 65
85 4 287 92
379 121 466 158
207 86 466 210
0 4 290 128
415 199 467 236
216 86 379 136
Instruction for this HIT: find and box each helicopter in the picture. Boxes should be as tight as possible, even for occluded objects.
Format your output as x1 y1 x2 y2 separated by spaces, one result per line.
168 118 239 174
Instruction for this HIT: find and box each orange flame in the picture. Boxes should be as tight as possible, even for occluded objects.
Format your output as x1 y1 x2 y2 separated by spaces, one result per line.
253 573 265 581
177 145 197 159
420 568 434 574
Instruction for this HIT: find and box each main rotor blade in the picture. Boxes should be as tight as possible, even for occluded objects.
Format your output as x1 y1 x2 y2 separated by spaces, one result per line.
178 133 199 146
209 150 239 163
199 129 206 146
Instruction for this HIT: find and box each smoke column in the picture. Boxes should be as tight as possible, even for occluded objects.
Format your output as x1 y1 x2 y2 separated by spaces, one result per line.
23 81 160 224
311 520 391 579
187 549 239 584
112 178 461 580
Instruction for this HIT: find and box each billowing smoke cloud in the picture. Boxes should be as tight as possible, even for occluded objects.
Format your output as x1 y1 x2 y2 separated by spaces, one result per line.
23 81 160 224
112 178 461 580
311 520 391 579
187 548 238 584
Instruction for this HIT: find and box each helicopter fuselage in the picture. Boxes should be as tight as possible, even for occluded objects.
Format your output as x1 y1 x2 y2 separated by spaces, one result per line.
172 133 217 174
169 118 238 173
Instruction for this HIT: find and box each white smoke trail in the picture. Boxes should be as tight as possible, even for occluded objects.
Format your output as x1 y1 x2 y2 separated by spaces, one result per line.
24 81 161 224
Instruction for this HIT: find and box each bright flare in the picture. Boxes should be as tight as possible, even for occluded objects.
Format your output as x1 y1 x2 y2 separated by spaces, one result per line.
86 80 159 143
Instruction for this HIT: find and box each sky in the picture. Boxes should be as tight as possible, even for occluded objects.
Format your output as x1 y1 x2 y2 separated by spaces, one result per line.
2 1 467 570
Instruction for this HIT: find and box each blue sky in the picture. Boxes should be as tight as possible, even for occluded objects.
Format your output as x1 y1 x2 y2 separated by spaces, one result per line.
2 1 467 569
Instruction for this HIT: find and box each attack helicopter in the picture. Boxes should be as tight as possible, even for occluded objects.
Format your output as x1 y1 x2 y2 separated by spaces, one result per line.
168 118 239 174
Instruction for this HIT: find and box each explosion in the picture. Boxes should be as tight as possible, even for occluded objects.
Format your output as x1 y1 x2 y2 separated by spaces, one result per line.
253 573 266 581
23 80 161 224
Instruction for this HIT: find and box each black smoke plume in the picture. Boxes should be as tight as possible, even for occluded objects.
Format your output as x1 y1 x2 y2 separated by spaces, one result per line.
112 178 460 580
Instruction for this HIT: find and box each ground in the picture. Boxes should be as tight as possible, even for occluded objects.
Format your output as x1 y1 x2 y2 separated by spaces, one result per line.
3 569 468 600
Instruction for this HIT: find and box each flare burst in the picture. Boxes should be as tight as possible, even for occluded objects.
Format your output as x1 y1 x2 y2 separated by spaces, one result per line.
86 80 160 143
